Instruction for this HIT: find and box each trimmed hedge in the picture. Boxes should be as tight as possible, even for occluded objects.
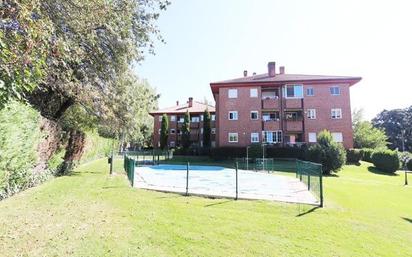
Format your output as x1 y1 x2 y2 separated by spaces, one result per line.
360 148 374 162
210 147 246 160
407 159 412 171
266 146 306 159
371 150 400 173
209 146 306 160
346 149 362 163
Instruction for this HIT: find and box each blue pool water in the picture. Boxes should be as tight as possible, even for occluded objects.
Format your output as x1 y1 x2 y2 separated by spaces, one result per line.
150 164 224 171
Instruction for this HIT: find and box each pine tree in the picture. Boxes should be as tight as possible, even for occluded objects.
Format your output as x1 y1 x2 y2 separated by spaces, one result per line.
160 114 169 149
182 111 191 149
203 109 211 148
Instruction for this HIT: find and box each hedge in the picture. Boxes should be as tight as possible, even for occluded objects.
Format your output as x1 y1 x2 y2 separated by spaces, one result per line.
360 148 374 162
209 146 306 160
346 149 362 163
371 150 400 173
408 159 412 171
209 147 246 160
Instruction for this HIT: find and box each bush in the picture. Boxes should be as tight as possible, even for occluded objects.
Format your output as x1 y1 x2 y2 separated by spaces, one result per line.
209 147 246 160
266 146 306 159
360 148 374 162
346 149 362 163
371 150 400 173
407 159 412 171
306 130 346 175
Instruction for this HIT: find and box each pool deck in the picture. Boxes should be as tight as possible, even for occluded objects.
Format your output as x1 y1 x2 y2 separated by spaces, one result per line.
133 165 319 205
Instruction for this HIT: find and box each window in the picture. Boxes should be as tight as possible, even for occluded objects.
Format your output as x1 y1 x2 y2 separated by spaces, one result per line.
200 141 203 147
330 86 341 96
251 133 259 143
200 128 203 134
228 111 238 120
262 131 282 143
308 132 317 143
262 112 280 121
250 111 259 120
200 115 204 121
262 90 279 99
158 129 161 135
228 89 238 98
332 132 343 142
250 88 258 98
191 116 200 123
178 117 184 123
211 128 216 134
169 141 175 147
211 141 216 147
170 129 175 134
285 84 303 98
158 115 163 122
331 108 342 119
170 115 176 122
307 109 316 119
306 87 314 96
228 133 238 143
211 114 216 121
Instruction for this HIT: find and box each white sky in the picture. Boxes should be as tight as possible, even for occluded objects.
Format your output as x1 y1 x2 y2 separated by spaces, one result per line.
135 0 412 120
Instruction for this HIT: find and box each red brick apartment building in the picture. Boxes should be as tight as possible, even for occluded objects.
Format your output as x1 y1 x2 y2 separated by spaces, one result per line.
150 98 216 148
210 62 361 149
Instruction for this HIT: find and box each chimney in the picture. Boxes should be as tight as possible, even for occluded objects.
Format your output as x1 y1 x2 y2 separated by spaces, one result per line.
268 62 276 77
188 97 193 107
279 66 285 74
243 70 248 77
176 100 179 106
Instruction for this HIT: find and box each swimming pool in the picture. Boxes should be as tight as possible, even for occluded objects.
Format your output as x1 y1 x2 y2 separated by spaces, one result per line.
133 164 318 205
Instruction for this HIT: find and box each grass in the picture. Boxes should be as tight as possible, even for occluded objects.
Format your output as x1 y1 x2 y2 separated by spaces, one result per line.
0 159 411 257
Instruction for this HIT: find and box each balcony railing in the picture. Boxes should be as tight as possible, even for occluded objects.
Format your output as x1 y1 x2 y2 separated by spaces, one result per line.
285 98 303 109
285 120 303 131
262 97 280 109
262 120 281 131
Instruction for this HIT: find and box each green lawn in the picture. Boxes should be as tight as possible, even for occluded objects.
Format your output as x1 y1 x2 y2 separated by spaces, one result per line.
0 159 411 257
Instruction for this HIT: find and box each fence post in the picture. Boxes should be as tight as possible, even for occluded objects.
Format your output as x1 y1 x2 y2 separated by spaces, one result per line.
235 162 239 200
131 159 135 187
186 162 189 196
307 172 311 191
319 166 323 207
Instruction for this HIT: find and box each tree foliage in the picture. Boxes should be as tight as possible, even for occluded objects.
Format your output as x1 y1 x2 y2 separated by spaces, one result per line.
182 111 191 149
203 109 211 148
306 130 346 175
160 114 169 150
354 121 388 149
372 106 412 151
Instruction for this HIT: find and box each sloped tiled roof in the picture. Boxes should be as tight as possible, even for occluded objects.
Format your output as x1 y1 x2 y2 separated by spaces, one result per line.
150 101 215 115
211 73 362 85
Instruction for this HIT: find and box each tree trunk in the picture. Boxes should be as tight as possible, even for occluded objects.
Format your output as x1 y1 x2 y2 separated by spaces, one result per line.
59 129 86 175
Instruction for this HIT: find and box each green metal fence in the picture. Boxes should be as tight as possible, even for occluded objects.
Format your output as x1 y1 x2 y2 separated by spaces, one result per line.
235 157 275 172
124 155 135 187
124 150 172 166
296 160 323 207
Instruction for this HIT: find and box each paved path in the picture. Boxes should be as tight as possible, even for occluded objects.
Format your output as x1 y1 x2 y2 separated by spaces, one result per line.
133 165 318 205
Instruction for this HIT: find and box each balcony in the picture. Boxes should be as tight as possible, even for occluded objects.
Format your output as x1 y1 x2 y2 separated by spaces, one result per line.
190 122 200 129
285 120 303 131
285 98 303 109
262 97 280 109
263 120 281 131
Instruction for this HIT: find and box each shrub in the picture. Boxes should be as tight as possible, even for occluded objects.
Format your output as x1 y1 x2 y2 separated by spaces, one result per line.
266 146 306 159
360 148 374 162
346 149 362 163
407 158 412 171
306 130 346 175
209 147 245 160
371 150 400 173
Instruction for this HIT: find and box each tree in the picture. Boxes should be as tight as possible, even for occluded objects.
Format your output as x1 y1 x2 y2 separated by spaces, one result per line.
354 121 388 149
160 114 169 150
203 109 211 148
182 111 191 149
372 106 412 151
306 130 346 175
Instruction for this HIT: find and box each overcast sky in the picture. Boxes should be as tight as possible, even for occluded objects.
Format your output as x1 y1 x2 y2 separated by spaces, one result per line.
135 0 412 120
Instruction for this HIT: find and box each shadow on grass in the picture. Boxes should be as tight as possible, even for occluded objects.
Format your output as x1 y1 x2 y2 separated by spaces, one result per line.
367 166 398 176
323 173 339 178
346 162 361 166
296 206 321 217
102 185 127 189
402 217 412 224
204 199 234 207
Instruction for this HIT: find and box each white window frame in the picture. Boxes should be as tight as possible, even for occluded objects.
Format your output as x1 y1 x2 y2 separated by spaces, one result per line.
158 115 163 122
211 114 216 121
307 109 316 119
284 84 304 99
200 128 203 134
200 115 204 121
211 128 216 134
331 108 342 119
308 132 317 143
251 133 259 143
158 128 161 135
228 89 238 98
332 132 343 142
306 87 314 96
228 133 238 143
170 115 176 122
250 111 259 120
228 111 238 120
330 86 341 96
191 116 200 123
250 88 258 98
262 131 283 143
